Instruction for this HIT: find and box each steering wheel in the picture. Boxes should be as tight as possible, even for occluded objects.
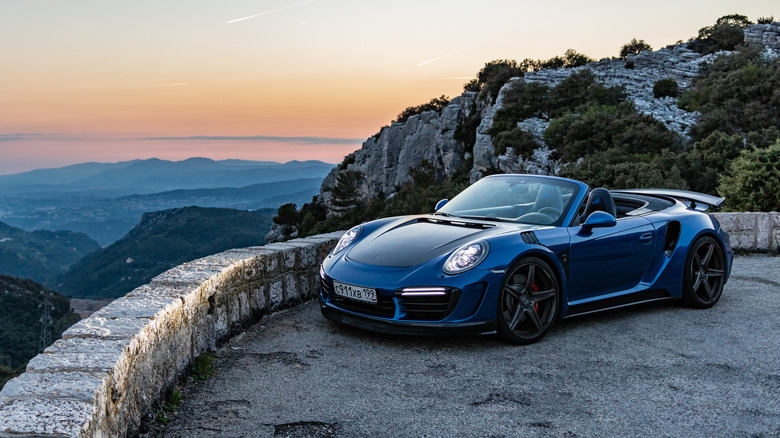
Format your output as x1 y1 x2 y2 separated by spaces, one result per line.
537 207 562 219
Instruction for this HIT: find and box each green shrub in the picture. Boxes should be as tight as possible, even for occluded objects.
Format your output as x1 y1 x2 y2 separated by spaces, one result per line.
653 78 679 98
492 128 541 157
488 80 550 133
394 95 450 123
757 16 774 24
454 112 482 154
720 139 780 211
191 352 216 381
679 44 780 142
620 38 652 58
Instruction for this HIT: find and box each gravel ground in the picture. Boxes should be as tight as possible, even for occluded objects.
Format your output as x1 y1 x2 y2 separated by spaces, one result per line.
152 255 780 438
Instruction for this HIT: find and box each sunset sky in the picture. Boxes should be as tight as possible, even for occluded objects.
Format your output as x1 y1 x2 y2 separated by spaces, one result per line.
1 1 777 175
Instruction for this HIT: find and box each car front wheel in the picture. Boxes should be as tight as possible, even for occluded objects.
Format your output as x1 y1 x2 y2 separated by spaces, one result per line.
682 235 726 308
497 257 560 345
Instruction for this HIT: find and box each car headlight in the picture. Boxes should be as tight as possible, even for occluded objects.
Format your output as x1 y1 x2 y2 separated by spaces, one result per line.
443 241 489 274
332 226 362 255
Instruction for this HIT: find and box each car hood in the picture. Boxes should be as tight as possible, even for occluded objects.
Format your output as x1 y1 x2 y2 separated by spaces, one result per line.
346 216 538 268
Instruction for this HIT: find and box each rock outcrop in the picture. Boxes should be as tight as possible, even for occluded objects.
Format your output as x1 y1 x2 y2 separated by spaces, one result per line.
319 93 478 214
319 22 780 214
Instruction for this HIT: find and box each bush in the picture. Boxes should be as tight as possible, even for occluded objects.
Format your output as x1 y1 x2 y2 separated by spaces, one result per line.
720 139 780 211
653 78 679 98
273 203 299 225
689 14 752 54
757 16 774 24
476 60 528 102
492 128 541 157
620 38 652 58
679 44 780 142
394 95 450 123
454 112 482 154
488 80 550 133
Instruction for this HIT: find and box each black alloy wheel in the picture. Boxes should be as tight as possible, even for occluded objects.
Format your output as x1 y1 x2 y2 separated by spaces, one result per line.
682 236 726 308
497 257 560 344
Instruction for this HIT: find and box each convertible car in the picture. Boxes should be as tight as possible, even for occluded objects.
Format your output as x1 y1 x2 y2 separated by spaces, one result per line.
319 174 733 344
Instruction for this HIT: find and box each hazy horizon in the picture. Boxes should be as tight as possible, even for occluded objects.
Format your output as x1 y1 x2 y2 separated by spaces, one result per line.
1 1 778 175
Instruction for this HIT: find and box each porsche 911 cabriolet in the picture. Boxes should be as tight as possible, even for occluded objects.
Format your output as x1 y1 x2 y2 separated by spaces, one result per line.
319 174 733 344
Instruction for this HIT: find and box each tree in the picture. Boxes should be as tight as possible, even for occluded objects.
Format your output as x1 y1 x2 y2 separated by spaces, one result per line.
620 38 652 58
720 139 780 211
689 14 753 54
331 170 362 210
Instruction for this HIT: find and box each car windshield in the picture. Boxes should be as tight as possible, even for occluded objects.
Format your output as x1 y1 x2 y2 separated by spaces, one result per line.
436 175 580 226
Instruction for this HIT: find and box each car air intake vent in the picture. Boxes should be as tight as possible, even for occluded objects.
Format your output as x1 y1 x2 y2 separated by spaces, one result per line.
664 221 681 257
331 292 396 318
521 232 539 245
398 288 461 321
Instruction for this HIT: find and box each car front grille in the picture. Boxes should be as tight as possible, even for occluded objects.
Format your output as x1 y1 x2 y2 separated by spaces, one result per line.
323 277 462 321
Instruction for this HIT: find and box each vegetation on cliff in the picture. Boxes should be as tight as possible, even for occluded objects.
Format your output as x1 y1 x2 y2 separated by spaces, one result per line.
0 276 78 390
272 15 779 236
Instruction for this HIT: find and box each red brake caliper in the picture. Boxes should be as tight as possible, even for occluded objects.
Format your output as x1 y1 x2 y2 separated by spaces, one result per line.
532 283 539 311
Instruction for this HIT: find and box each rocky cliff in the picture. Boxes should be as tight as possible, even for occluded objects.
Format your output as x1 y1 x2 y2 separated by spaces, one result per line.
317 22 780 216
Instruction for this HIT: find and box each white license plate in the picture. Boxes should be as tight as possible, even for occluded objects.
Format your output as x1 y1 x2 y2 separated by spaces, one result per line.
333 281 377 304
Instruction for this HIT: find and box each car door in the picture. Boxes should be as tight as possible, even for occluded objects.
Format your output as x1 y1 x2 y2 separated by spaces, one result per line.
566 216 656 302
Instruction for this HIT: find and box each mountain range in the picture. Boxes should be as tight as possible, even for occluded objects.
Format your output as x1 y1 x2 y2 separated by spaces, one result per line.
0 158 333 245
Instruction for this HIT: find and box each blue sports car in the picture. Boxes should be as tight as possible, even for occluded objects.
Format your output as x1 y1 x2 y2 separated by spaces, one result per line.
319 174 733 344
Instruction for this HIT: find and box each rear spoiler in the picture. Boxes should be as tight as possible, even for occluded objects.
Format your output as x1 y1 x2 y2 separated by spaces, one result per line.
612 189 725 210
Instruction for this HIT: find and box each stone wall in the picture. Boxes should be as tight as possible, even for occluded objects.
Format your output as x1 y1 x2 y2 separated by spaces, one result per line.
712 212 780 252
0 232 343 438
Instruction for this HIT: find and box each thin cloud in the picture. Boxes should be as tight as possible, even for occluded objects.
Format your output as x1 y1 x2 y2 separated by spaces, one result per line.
227 0 316 24
417 45 474 67
143 135 363 145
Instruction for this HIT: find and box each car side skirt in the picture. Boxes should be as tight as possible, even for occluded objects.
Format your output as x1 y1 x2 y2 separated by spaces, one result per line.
564 289 674 317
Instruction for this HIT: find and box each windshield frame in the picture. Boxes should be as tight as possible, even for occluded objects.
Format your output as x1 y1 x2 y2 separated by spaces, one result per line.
436 174 587 227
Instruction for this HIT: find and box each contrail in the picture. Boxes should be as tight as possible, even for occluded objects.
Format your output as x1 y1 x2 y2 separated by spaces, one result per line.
417 46 473 66
227 0 315 24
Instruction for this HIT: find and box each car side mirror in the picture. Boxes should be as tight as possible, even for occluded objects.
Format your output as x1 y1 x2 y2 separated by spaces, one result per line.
435 199 448 211
582 211 616 231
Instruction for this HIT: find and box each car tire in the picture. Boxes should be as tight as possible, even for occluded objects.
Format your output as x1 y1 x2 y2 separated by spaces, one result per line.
497 256 560 345
682 235 726 308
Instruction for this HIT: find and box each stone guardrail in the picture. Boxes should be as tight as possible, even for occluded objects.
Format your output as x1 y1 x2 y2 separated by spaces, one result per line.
0 232 343 438
712 212 779 252
0 213 777 437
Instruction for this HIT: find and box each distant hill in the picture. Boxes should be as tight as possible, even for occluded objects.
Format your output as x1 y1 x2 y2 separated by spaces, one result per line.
0 158 334 197
56 206 275 299
0 275 79 390
0 221 100 285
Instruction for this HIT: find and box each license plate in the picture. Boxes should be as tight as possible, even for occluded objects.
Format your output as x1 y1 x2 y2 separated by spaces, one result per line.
333 281 377 304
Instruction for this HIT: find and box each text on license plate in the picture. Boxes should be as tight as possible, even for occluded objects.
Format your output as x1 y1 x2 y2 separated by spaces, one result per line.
333 281 377 304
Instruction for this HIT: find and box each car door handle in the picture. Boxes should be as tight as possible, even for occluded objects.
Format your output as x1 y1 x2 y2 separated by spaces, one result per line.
639 233 653 243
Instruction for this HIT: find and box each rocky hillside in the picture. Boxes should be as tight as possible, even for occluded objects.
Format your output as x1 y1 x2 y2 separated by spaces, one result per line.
317 21 779 215
57 206 275 299
0 221 100 285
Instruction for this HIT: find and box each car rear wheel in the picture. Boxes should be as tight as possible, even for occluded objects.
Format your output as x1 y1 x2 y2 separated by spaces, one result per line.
497 257 560 345
682 236 726 308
